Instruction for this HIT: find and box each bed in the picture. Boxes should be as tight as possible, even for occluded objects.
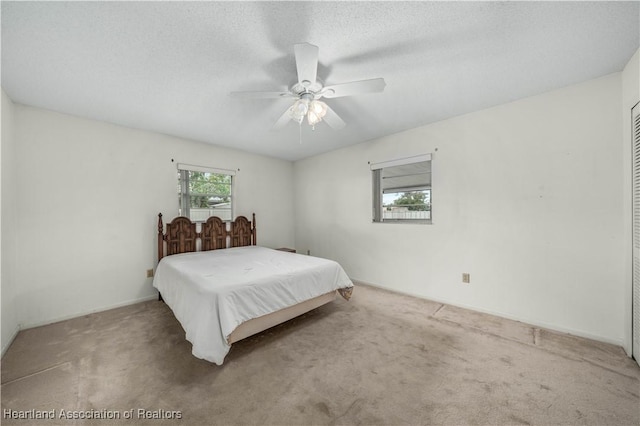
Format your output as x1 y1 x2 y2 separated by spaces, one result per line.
153 213 354 365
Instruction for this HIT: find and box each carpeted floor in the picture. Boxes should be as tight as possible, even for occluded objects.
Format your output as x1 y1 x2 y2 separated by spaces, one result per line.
1 283 639 425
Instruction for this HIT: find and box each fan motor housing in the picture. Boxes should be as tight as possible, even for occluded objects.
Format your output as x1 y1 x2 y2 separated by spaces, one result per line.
292 81 323 97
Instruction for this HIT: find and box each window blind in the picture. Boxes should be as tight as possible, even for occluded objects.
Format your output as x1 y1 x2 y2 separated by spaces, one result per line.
177 163 236 176
369 154 431 170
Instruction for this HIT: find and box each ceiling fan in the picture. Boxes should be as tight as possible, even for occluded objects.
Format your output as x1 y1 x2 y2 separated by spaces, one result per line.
230 43 386 130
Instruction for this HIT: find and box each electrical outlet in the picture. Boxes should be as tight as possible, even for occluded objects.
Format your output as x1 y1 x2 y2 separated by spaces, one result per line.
462 273 470 283
146 269 154 278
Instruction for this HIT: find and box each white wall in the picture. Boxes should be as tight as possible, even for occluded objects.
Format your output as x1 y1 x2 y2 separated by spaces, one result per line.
294 73 625 345
1 62 634 353
6 104 294 331
622 48 640 355
1 89 19 354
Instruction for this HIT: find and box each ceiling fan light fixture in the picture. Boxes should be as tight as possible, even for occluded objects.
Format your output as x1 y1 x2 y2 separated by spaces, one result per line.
289 99 309 122
307 110 322 127
310 100 327 118
306 100 328 128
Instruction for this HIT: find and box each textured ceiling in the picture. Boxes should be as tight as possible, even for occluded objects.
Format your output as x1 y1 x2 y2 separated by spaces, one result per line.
2 1 639 161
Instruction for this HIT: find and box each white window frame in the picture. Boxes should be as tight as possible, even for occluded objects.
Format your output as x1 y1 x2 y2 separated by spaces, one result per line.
371 154 432 224
177 163 236 222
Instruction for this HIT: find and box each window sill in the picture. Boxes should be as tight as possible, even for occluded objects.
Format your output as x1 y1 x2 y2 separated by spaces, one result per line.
373 220 432 225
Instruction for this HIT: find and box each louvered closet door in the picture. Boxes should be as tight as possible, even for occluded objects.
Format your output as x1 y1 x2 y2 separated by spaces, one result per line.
633 102 640 366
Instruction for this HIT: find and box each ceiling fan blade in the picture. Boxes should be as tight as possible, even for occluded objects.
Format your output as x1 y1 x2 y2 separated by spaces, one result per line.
294 43 319 86
322 105 346 130
230 91 294 99
321 78 386 99
272 107 292 130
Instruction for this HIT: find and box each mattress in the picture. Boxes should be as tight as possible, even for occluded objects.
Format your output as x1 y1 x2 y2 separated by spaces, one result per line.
153 245 353 364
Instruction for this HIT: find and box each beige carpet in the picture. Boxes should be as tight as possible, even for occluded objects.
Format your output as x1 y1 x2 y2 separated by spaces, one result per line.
1 283 639 425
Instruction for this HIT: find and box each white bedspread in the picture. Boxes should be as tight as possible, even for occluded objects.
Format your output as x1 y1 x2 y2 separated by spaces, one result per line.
153 246 353 364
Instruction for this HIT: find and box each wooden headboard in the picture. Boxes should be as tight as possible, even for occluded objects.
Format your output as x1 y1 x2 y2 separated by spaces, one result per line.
157 213 256 261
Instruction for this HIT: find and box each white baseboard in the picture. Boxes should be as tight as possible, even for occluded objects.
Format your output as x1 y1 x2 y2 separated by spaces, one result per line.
351 278 624 349
4 293 160 349
1 325 20 358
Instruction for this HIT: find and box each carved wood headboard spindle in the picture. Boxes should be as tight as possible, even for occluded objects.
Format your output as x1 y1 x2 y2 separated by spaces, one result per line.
157 213 164 262
252 212 257 245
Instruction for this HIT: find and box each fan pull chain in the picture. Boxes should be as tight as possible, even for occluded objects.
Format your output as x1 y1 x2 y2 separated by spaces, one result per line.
299 121 302 144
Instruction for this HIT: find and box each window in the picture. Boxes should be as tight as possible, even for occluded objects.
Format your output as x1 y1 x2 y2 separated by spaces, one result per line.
371 154 432 223
177 163 235 222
